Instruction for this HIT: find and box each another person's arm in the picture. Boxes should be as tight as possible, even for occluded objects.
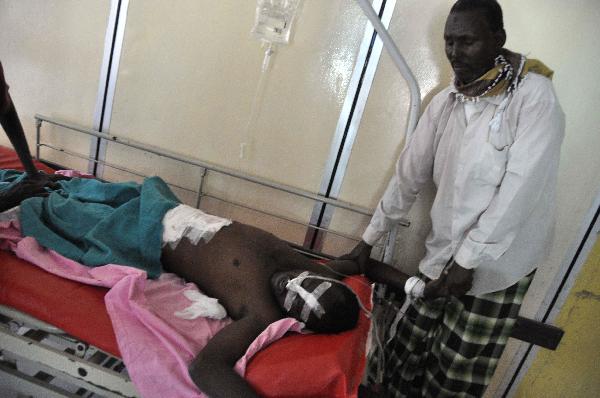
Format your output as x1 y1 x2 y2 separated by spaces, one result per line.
0 61 38 177
439 260 473 296
0 62 66 208
0 177 61 212
0 101 39 177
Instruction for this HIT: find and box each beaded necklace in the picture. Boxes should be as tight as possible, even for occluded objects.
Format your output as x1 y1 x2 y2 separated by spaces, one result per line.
454 53 526 103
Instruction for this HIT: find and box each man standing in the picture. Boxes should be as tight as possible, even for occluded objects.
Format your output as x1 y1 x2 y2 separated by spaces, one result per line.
350 0 565 396
0 61 63 212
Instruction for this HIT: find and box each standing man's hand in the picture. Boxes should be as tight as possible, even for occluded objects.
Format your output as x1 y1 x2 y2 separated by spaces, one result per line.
339 240 372 274
423 271 450 299
443 261 474 296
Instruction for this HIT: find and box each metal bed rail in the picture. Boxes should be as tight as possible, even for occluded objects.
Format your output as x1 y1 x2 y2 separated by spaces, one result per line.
34 114 410 252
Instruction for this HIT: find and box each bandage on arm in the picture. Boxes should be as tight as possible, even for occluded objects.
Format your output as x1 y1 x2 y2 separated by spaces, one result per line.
404 276 425 299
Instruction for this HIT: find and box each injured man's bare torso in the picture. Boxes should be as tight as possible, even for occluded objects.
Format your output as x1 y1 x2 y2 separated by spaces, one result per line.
161 221 316 322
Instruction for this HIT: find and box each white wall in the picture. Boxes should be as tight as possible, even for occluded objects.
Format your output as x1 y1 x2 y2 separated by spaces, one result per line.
1 0 599 394
0 0 109 171
101 0 370 245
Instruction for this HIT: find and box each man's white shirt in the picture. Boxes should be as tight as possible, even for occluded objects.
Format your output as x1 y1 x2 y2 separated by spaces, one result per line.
363 73 565 295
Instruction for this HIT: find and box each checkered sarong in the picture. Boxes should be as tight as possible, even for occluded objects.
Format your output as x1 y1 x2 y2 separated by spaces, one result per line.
367 273 533 398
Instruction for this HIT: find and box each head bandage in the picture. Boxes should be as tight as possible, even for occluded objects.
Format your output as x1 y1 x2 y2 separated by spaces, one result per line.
284 272 372 322
284 272 331 321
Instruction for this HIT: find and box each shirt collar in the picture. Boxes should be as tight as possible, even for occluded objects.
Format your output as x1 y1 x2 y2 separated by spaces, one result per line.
447 84 507 106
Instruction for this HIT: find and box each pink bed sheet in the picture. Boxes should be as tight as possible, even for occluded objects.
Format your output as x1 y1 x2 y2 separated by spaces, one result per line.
0 215 303 398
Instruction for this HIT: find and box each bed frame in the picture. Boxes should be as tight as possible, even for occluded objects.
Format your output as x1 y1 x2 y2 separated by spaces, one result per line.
0 304 135 397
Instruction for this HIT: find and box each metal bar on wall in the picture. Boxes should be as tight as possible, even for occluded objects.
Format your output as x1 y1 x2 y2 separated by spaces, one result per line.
304 0 402 251
354 0 421 137
88 0 129 178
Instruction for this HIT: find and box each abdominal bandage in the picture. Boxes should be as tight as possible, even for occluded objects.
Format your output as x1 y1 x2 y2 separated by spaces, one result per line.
174 289 228 320
0 206 19 222
162 204 232 249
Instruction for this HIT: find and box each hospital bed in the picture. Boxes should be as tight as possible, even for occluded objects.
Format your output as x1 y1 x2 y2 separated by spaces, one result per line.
0 117 378 397
0 6 418 395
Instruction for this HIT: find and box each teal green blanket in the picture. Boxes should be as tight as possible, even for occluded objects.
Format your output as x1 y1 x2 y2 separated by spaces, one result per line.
0 169 27 190
1 170 180 278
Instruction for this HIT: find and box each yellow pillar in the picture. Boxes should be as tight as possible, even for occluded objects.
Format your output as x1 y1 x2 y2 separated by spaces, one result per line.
516 234 600 397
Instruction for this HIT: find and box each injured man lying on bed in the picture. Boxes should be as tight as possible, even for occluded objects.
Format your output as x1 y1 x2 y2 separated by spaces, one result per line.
0 171 448 398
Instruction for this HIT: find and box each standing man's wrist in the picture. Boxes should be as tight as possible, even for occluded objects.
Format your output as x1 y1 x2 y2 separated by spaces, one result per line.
361 225 385 247
444 260 474 296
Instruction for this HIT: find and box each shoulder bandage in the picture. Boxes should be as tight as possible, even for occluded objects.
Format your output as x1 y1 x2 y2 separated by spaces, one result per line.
161 204 232 249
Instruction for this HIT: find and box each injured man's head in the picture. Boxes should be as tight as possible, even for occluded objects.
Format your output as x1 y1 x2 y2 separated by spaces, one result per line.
270 270 360 333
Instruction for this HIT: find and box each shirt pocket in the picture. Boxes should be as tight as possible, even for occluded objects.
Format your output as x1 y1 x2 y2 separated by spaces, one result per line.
474 143 508 186
488 110 515 150
489 129 513 150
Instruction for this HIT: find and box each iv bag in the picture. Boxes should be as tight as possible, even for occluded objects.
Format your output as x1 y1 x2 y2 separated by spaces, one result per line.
251 0 302 45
